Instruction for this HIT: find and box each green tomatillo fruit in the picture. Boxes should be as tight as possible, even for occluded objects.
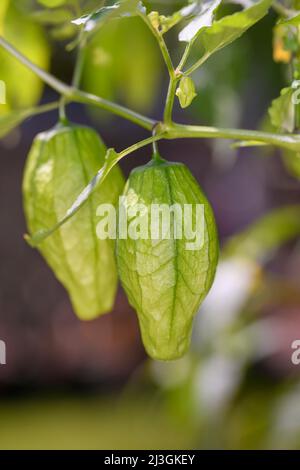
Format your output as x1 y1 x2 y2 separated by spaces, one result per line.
116 156 219 361
23 122 124 320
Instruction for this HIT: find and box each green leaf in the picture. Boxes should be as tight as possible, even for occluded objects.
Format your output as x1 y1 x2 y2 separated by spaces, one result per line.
179 0 222 42
0 0 9 35
72 0 144 35
26 148 120 247
50 22 77 40
37 0 67 7
0 3 50 112
31 8 73 25
268 86 295 133
223 205 300 262
176 76 197 108
182 0 272 70
278 13 300 26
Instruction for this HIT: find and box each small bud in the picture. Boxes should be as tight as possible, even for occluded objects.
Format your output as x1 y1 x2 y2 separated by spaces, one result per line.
148 11 161 31
176 76 197 109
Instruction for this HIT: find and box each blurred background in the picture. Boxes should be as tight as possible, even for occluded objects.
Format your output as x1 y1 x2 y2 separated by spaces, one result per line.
1 0 300 449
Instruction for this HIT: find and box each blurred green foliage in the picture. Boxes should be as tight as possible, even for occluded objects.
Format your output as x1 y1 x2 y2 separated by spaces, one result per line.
82 16 163 114
0 1 50 114
0 395 197 450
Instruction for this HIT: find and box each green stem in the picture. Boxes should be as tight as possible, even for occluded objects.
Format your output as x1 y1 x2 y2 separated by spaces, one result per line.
138 12 174 77
2 36 300 153
72 42 86 89
163 76 179 124
184 52 210 76
72 89 155 129
28 101 60 118
138 11 178 124
118 134 163 160
59 97 67 123
177 42 193 73
0 36 155 131
165 123 300 151
0 37 70 96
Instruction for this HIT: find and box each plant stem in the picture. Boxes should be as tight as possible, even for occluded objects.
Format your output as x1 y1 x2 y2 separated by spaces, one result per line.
138 12 178 124
72 41 86 89
72 89 155 129
163 76 179 124
0 36 70 95
59 32 86 123
29 101 60 118
165 123 300 151
184 52 210 76
177 42 193 73
2 36 300 153
0 36 155 131
118 134 164 160
59 97 67 122
138 12 174 78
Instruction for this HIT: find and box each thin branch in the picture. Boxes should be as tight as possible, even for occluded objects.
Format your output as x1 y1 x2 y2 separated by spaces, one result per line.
0 36 155 131
118 134 164 160
2 35 300 153
163 77 179 124
177 42 193 73
184 52 210 76
165 123 300 151
29 101 60 118
138 12 175 78
72 45 86 89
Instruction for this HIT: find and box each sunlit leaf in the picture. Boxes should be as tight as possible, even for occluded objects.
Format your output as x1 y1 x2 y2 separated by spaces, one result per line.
0 0 9 35
278 13 300 26
182 0 272 71
0 3 50 112
179 0 222 42
72 0 144 35
31 8 73 25
268 86 295 133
